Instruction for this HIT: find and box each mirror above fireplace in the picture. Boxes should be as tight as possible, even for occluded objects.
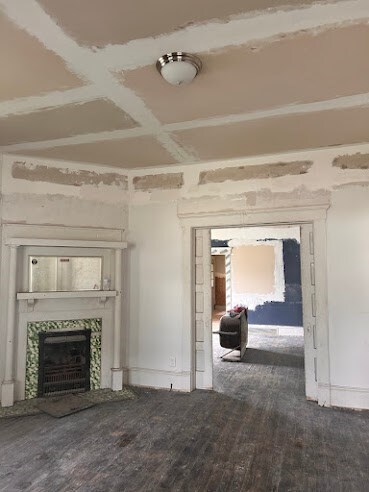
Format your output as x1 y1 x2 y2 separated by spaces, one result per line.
29 256 103 292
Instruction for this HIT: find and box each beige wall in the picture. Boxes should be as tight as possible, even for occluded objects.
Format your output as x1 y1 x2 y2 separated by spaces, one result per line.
213 255 225 276
232 244 275 295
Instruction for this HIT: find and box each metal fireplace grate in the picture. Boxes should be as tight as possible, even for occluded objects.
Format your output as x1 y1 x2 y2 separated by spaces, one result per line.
38 329 91 397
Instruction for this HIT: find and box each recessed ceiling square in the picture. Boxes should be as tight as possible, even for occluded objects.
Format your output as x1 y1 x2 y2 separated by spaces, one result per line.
121 24 369 124
173 107 369 161
0 99 138 146
37 0 319 46
13 136 177 168
0 13 85 101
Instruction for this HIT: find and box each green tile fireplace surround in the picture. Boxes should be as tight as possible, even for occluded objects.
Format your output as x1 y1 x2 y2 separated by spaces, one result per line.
25 318 102 399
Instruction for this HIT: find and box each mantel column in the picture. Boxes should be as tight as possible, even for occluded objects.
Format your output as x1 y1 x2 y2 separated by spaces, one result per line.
111 248 123 391
1 245 19 407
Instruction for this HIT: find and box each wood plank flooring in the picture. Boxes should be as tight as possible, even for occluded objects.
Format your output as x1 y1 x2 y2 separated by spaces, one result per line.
0 331 368 491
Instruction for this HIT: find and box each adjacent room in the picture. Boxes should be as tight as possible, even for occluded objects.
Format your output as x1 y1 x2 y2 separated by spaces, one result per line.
211 226 306 400
0 0 369 490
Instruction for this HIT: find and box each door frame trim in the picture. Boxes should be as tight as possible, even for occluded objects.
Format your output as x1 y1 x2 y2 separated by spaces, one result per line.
179 204 331 407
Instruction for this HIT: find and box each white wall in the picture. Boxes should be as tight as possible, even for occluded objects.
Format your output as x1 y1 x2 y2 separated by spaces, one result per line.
127 201 186 389
127 143 369 409
327 188 369 408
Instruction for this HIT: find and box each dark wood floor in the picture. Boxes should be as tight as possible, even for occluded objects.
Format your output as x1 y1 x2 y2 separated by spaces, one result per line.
0 331 368 491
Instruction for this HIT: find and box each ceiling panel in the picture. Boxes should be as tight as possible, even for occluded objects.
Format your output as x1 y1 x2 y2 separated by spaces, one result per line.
0 13 84 101
122 24 369 124
173 106 369 161
0 99 138 146
37 0 319 47
14 136 177 168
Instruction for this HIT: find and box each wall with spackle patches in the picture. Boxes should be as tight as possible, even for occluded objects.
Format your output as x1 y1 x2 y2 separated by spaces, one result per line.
1 142 369 408
127 142 369 409
1 154 129 229
0 153 129 397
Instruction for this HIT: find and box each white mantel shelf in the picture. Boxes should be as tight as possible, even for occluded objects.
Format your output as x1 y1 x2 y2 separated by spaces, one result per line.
7 238 127 249
17 290 118 306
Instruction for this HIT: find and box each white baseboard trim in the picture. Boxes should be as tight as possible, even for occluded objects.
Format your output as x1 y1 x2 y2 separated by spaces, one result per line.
124 368 369 411
330 385 369 410
125 367 191 392
195 371 212 390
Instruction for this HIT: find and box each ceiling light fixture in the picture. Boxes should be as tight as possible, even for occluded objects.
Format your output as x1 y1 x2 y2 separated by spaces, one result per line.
156 52 202 86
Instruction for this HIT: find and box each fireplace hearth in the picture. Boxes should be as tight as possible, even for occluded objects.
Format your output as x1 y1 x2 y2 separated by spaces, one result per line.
38 330 91 397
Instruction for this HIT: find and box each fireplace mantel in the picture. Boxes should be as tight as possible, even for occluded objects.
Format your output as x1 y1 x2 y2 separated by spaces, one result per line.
1 224 128 407
6 237 127 249
17 290 118 307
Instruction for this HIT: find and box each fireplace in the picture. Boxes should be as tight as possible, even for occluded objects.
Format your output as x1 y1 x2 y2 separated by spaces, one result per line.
38 330 91 397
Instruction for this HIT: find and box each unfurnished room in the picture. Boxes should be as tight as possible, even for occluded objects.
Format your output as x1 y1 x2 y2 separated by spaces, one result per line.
0 1 369 491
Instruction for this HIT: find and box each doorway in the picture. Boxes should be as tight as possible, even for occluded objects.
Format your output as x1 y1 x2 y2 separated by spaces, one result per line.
193 222 319 402
210 225 306 398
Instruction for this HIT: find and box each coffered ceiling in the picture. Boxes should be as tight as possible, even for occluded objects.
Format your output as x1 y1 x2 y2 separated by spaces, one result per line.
1 0 369 169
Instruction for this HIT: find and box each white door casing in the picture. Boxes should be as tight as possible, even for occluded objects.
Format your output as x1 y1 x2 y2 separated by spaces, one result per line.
179 203 330 406
194 229 213 389
197 223 318 400
300 223 318 400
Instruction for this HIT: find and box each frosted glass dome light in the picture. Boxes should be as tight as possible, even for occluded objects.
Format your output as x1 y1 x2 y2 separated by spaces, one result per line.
156 52 202 86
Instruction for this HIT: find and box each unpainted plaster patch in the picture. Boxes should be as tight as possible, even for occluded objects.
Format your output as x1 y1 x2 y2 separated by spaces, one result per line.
12 162 128 189
332 152 369 170
245 186 330 207
178 194 247 217
198 161 312 185
333 181 369 189
133 172 183 191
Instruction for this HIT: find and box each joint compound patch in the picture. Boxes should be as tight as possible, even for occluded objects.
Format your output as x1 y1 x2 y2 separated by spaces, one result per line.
12 161 128 188
133 172 183 191
198 161 312 184
332 153 369 170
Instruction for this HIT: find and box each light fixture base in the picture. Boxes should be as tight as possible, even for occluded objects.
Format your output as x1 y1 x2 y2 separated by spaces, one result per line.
156 52 202 86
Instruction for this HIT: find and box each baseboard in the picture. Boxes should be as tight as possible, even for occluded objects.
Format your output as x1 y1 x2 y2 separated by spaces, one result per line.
330 384 369 410
125 367 191 392
124 368 369 411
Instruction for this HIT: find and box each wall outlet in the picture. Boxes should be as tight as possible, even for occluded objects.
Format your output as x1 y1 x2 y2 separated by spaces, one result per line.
169 356 176 368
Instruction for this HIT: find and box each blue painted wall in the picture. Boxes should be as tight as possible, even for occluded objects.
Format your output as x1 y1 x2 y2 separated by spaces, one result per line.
248 239 302 327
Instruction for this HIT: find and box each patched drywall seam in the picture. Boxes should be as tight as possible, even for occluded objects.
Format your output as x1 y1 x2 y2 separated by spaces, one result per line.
133 172 183 191
12 161 128 189
332 152 369 170
244 186 331 207
198 160 312 184
333 181 369 189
